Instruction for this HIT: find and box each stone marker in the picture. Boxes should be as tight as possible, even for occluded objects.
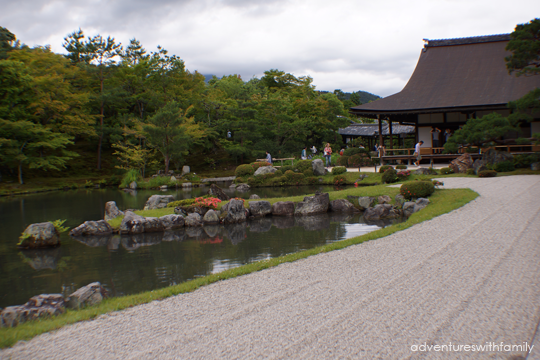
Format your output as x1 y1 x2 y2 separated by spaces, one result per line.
66 282 108 310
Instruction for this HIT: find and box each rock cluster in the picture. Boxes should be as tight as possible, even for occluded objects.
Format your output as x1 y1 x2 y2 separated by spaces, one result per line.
0 283 108 328
450 153 473 173
18 222 60 249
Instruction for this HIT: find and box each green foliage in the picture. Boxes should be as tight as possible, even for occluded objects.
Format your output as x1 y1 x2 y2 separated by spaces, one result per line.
331 166 347 175
348 153 371 167
513 153 540 168
235 164 255 177
381 168 398 184
466 168 476 175
250 161 271 170
303 168 314 177
400 181 435 199
336 156 349 166
281 165 293 172
439 167 454 175
51 219 70 234
295 160 312 172
274 170 283 176
478 170 497 177
493 161 515 172
396 165 407 170
119 169 141 188
343 147 371 157
505 18 540 77
284 170 295 179
333 174 347 185
379 165 394 173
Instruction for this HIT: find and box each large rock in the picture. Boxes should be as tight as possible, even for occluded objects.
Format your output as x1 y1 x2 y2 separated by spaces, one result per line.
182 165 190 175
449 153 473 174
159 214 185 230
271 201 295 216
329 199 356 212
532 162 540 171
18 222 60 249
69 220 113 237
1 294 65 328
207 184 230 201
482 148 513 165
129 181 137 190
414 198 430 213
414 168 432 175
254 166 277 176
143 195 175 210
358 197 375 210
295 192 329 216
66 282 108 310
249 201 272 217
472 159 488 174
223 199 247 224
378 195 392 204
363 204 401 220
185 213 203 227
235 183 251 192
104 201 124 221
119 211 146 234
249 194 261 199
312 159 325 176
403 202 416 217
394 194 406 208
203 210 220 224
143 217 164 233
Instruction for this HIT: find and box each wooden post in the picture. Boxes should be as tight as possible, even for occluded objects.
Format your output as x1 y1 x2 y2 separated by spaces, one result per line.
378 115 384 165
388 119 394 150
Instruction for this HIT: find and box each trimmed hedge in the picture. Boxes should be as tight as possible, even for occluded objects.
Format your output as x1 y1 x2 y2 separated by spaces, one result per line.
331 166 347 175
348 153 371 167
396 165 407 170
400 181 435 199
336 156 350 166
333 174 347 185
295 160 313 172
440 167 454 175
466 168 476 175
382 168 399 184
251 161 271 170
235 164 254 177
494 161 515 172
478 170 497 177
379 165 394 173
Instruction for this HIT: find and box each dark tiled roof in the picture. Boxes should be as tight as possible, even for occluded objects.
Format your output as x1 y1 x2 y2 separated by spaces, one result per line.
424 34 511 47
339 123 415 136
351 35 540 116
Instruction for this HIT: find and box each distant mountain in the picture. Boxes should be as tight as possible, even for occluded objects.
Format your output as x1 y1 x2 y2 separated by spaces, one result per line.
351 90 381 104
202 74 221 83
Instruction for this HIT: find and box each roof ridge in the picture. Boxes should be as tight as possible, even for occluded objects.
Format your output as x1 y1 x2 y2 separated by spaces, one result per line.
424 34 511 47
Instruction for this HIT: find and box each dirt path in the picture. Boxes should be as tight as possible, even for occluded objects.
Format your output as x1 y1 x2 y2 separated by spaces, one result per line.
2 175 539 359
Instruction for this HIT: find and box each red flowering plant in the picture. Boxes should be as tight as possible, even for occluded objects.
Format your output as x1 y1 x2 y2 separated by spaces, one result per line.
194 197 222 210
396 170 411 180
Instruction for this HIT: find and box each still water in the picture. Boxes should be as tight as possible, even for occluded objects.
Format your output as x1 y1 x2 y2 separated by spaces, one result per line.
0 184 396 308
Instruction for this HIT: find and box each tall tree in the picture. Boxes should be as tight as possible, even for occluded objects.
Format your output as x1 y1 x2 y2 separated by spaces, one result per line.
505 18 540 77
0 27 17 60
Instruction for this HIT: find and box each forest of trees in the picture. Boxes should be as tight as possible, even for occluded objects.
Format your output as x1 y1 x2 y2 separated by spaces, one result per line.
0 27 374 184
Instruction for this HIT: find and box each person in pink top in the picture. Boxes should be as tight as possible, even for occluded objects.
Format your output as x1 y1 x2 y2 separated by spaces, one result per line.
324 143 332 167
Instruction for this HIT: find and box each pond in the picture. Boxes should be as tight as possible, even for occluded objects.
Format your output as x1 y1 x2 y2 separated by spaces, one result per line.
0 183 398 308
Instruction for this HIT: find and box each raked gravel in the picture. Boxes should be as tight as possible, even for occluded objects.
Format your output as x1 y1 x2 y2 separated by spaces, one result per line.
2 175 540 359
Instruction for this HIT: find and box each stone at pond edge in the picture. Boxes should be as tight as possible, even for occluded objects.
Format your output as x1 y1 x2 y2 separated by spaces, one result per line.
119 211 146 234
185 213 204 227
144 195 175 210
69 220 113 237
395 194 406 208
18 222 60 249
414 198 430 213
66 282 108 310
254 166 277 176
358 197 375 210
203 210 220 224
1 294 65 328
378 195 392 204
208 183 230 201
129 181 137 190
182 165 190 175
159 214 185 230
249 194 260 199
329 199 357 212
312 159 325 176
249 201 272 217
363 204 401 220
223 199 247 224
271 201 295 216
104 201 124 221
295 192 329 215
143 217 165 233
235 183 250 192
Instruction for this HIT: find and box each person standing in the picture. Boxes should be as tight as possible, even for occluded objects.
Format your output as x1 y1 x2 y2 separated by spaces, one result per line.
444 129 452 144
301 147 307 160
324 143 332 167
266 151 272 164
414 140 424 166
311 145 317 155
431 127 441 148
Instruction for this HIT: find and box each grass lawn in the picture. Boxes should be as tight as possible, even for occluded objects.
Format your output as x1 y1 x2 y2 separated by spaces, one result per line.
0 183 478 349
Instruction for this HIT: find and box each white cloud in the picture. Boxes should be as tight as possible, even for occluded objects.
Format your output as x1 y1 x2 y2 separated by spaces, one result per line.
1 0 538 96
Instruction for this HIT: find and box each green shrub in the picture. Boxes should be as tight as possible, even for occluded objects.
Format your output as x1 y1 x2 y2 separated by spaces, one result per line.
382 168 399 183
515 137 531 145
274 170 283 176
439 167 454 175
168 198 197 208
336 156 349 166
119 169 141 188
348 153 372 167
400 181 435 199
333 175 347 185
466 168 476 175
306 176 319 185
284 170 295 179
247 176 264 186
303 169 314 177
250 161 271 171
235 164 255 177
478 170 497 177
396 165 407 169
379 165 394 173
343 147 371 157
494 161 515 172
513 154 540 168
331 166 347 175
281 165 293 172
295 160 312 172
234 176 246 184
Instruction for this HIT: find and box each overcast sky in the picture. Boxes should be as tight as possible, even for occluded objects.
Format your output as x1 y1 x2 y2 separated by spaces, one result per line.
1 0 538 97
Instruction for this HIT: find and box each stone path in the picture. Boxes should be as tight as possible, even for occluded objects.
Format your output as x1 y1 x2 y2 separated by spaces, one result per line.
2 176 539 359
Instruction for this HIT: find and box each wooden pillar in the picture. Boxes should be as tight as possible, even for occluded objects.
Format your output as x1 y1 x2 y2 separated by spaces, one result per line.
388 118 394 150
378 115 384 165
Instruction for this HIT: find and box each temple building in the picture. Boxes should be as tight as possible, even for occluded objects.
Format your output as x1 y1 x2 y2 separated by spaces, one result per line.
347 34 540 151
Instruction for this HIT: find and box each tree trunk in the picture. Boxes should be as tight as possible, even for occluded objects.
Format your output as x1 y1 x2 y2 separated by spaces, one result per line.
18 161 24 185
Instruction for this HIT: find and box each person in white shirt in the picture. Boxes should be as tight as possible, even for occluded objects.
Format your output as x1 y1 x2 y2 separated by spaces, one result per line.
265 151 272 164
414 141 424 166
